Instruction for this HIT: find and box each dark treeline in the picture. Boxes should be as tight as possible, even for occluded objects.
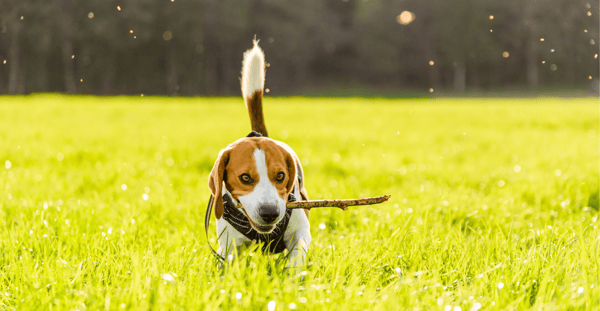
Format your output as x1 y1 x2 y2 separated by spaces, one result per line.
0 0 597 96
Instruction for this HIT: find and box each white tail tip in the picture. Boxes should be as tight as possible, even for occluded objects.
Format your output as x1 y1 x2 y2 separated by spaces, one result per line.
241 40 265 99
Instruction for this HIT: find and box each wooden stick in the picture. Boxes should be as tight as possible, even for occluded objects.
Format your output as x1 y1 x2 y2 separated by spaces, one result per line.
235 195 391 211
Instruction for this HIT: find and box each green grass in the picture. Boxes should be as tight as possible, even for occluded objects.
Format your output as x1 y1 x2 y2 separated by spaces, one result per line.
0 95 598 310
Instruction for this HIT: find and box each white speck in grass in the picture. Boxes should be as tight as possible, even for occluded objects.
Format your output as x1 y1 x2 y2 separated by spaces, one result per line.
472 302 482 310
235 292 242 300
120 303 126 308
57 153 64 161
437 298 443 305
43 202 48 209
30 230 33 235
267 300 276 311
554 169 561 176
577 286 584 293
288 302 296 309
161 273 175 283
454 307 462 311
397 131 400 135
498 180 505 187
445 305 452 311
5 160 11 169
498 282 504 289
142 194 149 200
513 165 521 173
220 289 225 294
298 297 307 303
407 208 413 213
121 184 127 191
166 158 174 167
318 223 326 230
395 267 402 277
131 219 135 224
108 227 113 234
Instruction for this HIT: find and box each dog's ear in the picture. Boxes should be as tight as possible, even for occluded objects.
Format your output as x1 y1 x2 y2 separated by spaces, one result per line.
282 148 297 196
208 147 231 219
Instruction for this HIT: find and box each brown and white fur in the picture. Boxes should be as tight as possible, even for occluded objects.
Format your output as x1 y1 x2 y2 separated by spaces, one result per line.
208 41 311 266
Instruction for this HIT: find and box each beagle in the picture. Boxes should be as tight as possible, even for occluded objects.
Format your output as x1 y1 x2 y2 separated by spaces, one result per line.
206 40 311 266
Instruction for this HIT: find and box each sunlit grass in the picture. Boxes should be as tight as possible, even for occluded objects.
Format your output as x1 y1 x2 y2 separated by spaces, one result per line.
0 95 598 310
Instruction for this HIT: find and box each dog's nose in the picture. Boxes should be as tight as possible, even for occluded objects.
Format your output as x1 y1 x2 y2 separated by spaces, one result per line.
258 204 280 224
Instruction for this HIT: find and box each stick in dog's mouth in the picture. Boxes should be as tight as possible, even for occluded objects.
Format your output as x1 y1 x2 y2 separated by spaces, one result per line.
235 195 391 211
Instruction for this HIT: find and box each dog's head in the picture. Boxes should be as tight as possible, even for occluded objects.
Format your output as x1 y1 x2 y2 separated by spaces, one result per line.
208 136 297 233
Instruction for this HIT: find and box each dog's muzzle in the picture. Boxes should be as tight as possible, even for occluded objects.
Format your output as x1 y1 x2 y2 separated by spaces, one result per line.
258 203 280 224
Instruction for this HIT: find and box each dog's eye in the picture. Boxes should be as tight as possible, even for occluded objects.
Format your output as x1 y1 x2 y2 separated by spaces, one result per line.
239 174 252 185
276 172 285 183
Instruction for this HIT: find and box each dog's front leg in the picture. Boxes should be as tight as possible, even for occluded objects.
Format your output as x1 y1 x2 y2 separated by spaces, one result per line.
216 218 250 262
284 210 312 267
286 230 311 267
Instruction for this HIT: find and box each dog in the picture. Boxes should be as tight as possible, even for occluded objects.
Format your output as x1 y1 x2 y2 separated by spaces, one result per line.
205 40 311 266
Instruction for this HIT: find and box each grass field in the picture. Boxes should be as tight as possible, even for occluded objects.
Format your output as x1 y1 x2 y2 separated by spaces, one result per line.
0 95 598 310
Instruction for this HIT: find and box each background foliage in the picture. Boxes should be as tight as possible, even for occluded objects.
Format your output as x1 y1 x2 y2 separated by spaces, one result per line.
0 0 598 95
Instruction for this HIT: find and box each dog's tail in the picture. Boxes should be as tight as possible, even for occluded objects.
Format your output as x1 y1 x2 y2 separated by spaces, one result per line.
241 39 268 137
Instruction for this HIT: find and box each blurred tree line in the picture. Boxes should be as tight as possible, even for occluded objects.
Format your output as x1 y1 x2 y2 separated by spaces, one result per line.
0 0 597 95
